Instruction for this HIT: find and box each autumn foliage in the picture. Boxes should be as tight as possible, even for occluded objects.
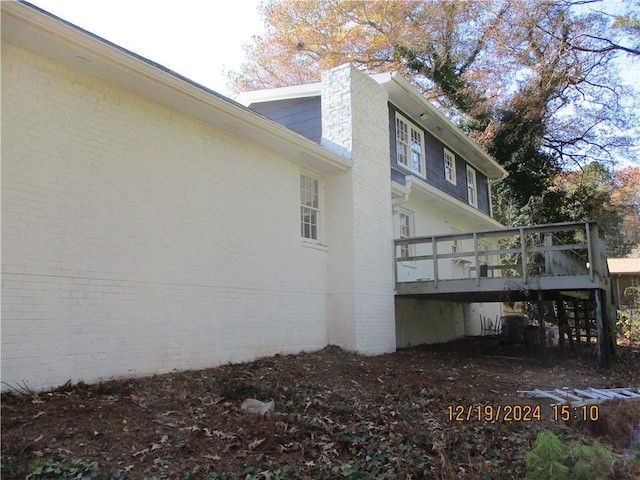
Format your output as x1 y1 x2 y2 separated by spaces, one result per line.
230 1 639 248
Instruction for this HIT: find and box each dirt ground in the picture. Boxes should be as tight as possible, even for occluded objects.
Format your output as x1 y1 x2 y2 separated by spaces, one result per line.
2 338 640 479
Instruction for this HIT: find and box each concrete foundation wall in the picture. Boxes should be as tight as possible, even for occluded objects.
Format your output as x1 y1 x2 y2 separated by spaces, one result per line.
395 298 465 347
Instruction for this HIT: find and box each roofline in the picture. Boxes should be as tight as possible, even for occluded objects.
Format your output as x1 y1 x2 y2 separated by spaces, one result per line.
607 258 640 275
381 73 508 179
238 68 507 180
237 82 322 106
2 1 351 174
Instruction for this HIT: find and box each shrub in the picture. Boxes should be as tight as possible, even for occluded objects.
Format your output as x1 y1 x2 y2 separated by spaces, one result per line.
525 431 569 480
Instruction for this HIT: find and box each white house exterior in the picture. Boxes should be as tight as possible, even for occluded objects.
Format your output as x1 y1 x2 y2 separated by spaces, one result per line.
1 2 506 392
239 72 508 346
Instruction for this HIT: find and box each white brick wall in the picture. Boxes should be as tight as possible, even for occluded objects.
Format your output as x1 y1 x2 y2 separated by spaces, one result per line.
1 43 330 391
322 65 396 355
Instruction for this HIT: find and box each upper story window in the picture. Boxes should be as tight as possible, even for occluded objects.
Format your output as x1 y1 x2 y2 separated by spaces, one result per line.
395 113 425 176
300 173 320 241
466 165 478 208
444 148 456 185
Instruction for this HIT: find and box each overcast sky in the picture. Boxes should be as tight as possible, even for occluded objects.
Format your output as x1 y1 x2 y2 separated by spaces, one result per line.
28 0 265 97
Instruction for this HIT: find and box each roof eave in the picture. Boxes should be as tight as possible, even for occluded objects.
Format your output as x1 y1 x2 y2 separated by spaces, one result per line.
237 82 322 106
380 73 508 180
1 1 351 175
403 177 504 229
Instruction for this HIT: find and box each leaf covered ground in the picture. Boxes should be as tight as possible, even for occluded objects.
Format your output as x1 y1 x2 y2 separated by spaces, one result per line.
2 339 640 479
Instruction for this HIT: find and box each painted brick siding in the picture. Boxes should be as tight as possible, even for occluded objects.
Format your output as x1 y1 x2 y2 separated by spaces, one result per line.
388 104 492 216
1 43 330 391
321 65 396 355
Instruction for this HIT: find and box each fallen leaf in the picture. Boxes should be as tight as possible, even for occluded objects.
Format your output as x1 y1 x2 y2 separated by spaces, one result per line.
248 438 265 450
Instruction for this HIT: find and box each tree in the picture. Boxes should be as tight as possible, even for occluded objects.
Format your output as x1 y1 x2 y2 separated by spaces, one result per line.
550 162 634 256
611 166 640 249
230 0 639 229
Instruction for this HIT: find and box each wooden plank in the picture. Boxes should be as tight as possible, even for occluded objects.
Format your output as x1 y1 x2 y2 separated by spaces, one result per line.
554 389 583 401
573 388 602 400
617 390 640 399
518 389 568 403
588 387 625 399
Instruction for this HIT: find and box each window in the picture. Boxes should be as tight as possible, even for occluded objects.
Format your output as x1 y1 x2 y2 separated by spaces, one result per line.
466 166 478 208
444 148 456 185
395 113 425 176
300 173 320 240
398 210 413 258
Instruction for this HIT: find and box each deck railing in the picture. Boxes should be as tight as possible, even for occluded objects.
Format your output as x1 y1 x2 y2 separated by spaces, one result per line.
394 221 608 289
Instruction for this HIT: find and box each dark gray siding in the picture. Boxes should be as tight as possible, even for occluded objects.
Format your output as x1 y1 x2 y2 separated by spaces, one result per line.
391 165 407 186
248 97 322 143
389 103 491 216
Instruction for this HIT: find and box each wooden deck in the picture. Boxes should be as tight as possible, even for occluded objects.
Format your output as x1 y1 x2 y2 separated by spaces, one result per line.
394 221 616 367
394 221 610 302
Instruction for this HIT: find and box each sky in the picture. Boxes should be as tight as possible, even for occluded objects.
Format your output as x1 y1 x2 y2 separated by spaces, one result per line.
24 0 640 100
28 0 265 98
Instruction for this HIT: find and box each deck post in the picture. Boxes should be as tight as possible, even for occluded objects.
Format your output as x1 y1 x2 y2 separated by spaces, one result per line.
432 237 438 288
585 222 594 282
393 242 398 286
537 289 548 367
474 232 480 286
594 288 610 369
520 227 527 285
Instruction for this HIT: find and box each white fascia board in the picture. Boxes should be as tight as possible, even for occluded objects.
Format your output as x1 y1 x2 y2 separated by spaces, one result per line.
2 2 350 175
236 82 322 106
406 177 504 229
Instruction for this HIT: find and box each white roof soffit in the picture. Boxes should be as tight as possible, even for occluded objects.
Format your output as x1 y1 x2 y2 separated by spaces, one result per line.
375 73 507 180
404 177 503 229
1 2 351 174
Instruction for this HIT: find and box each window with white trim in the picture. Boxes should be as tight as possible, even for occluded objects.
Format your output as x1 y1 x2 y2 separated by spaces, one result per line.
398 210 413 259
444 148 456 185
300 173 320 241
466 166 478 208
395 113 425 176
